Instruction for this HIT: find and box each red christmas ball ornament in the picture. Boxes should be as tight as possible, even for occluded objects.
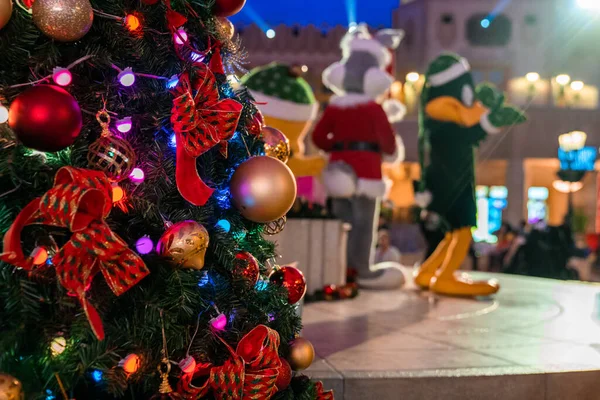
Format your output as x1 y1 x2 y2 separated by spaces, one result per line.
247 111 265 137
233 251 260 288
269 266 307 305
275 359 292 391
212 0 246 17
8 85 82 152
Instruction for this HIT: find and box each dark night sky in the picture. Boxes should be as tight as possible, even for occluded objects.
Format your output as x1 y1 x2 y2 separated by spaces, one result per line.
230 0 400 28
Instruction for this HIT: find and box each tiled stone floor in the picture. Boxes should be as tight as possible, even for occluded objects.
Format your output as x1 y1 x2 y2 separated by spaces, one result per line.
303 268 600 399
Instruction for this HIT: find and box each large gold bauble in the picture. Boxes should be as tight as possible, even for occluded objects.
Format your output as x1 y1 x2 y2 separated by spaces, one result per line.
0 0 12 30
0 373 23 400
261 126 290 163
288 337 315 371
32 0 94 42
217 17 234 40
230 156 297 224
157 221 209 270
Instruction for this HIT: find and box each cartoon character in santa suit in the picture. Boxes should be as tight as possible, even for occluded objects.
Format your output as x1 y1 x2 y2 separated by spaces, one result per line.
312 24 407 290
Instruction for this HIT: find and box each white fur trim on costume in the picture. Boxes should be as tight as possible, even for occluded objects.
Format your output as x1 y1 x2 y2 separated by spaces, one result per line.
356 179 387 198
329 93 374 107
480 112 502 134
364 67 394 99
415 190 433 208
322 163 357 198
249 91 319 122
349 39 392 68
428 57 471 87
382 99 407 123
322 62 346 96
383 135 405 164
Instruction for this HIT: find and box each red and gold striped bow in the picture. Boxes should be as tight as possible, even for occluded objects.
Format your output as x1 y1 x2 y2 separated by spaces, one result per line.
0 167 149 340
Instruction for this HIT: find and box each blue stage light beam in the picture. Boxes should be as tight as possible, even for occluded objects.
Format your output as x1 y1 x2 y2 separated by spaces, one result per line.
483 0 512 26
346 0 357 27
241 4 273 37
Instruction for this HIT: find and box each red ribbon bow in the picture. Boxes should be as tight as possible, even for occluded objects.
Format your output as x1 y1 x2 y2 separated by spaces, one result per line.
171 63 242 206
0 167 149 340
178 325 282 399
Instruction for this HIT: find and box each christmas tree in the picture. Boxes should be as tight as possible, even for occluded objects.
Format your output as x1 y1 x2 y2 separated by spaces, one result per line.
0 0 332 398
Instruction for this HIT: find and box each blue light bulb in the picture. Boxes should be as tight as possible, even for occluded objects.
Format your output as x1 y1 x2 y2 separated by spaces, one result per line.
216 219 231 233
169 133 177 148
481 18 490 28
91 370 103 382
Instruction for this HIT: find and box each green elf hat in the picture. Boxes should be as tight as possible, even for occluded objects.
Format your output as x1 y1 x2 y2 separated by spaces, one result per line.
426 53 471 87
241 63 319 122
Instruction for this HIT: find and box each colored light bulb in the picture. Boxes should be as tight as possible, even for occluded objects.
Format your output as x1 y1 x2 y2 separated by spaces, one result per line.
0 105 8 123
174 28 188 44
190 52 204 62
216 219 231 233
115 117 132 133
169 133 177 148
91 370 103 382
118 68 136 87
166 75 179 89
52 67 72 86
179 356 196 374
125 14 141 31
32 246 49 265
119 354 141 374
266 29 276 39
211 313 227 331
129 167 145 184
135 236 153 255
112 185 125 203
50 337 67 356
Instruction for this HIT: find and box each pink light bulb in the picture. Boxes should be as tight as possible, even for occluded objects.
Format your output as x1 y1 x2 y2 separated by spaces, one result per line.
211 313 227 331
52 68 72 86
118 68 136 87
135 236 153 254
174 28 188 45
116 117 133 133
129 167 145 184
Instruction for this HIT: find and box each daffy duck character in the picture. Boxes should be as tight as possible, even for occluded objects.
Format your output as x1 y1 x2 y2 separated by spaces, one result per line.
414 54 526 297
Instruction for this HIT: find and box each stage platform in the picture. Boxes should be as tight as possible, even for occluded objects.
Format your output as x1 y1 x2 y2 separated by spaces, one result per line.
303 268 600 400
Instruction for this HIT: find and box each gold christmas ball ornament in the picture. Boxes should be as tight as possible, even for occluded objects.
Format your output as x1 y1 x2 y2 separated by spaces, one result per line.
0 373 23 400
217 17 234 39
88 136 136 182
230 156 297 224
157 221 209 270
288 337 315 371
0 0 12 30
261 126 290 163
32 0 94 42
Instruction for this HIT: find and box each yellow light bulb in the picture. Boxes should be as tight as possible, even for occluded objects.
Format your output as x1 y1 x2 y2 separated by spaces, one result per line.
120 354 141 374
50 337 67 356
112 186 125 203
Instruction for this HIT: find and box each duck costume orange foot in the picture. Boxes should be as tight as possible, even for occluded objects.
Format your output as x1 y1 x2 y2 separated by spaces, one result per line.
414 54 526 297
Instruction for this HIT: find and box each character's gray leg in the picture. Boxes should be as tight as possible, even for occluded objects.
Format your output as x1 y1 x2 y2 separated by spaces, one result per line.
349 195 382 279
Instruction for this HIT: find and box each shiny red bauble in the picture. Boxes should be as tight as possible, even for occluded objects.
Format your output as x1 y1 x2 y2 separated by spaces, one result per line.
247 110 265 137
212 0 246 17
8 85 82 152
275 359 292 391
269 266 307 305
233 251 260 288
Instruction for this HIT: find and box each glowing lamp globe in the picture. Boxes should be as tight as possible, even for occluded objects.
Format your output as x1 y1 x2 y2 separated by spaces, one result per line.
52 68 72 86
406 72 420 83
556 74 571 86
135 236 153 254
116 117 132 133
211 313 227 331
526 72 540 83
571 81 584 91
119 354 141 374
50 337 67 356
0 105 8 123
118 68 136 87
174 28 188 44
